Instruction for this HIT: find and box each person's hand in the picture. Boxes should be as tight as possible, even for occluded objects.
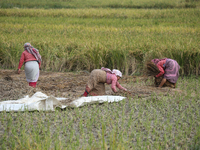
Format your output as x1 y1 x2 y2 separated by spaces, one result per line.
17 69 20 74
126 90 131 94
124 90 131 94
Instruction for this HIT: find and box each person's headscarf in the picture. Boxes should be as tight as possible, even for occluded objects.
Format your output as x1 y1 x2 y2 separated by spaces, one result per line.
112 69 122 78
24 43 42 63
101 67 123 78
151 58 166 65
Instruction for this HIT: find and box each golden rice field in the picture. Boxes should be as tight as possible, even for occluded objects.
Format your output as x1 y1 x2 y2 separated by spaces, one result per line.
0 8 200 75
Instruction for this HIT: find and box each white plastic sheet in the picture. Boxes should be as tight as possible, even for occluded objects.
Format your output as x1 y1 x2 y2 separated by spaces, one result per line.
0 92 126 111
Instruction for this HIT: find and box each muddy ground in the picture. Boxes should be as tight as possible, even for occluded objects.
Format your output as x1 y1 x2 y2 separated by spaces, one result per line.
0 69 181 104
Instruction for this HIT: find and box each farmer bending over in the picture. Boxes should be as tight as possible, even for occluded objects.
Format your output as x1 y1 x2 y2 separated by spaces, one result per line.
151 58 180 88
82 67 129 96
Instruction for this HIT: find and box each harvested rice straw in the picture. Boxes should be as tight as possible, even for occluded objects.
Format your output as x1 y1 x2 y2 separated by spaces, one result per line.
146 61 160 76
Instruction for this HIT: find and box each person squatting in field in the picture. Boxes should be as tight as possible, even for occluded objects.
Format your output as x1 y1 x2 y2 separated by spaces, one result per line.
151 58 180 88
17 43 42 88
82 67 129 96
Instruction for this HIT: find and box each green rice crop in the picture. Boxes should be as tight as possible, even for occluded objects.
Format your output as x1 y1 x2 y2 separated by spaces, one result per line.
0 77 200 149
0 0 199 9
0 8 199 75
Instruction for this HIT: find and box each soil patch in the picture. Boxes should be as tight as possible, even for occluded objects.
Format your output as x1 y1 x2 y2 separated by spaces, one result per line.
0 69 181 104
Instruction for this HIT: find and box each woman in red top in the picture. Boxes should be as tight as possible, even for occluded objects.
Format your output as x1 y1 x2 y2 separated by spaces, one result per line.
151 58 180 88
18 43 42 88
82 67 128 96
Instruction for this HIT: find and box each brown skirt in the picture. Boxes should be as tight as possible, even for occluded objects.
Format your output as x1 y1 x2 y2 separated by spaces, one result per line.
86 69 107 96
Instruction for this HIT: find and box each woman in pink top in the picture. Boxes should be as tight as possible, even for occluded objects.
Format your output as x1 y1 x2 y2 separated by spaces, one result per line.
18 43 42 88
151 58 180 88
82 67 128 96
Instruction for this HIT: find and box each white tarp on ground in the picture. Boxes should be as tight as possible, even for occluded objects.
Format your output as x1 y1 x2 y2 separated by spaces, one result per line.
0 92 126 112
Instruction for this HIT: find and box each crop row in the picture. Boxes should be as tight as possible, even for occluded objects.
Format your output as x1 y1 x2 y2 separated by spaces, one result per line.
0 8 199 19
0 0 199 9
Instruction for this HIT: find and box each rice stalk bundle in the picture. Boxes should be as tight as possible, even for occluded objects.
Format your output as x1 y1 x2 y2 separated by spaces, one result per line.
146 61 160 76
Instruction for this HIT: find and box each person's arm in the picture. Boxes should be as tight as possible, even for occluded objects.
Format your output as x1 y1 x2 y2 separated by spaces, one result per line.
111 76 118 93
155 60 166 78
17 52 25 74
111 75 128 92
158 78 166 88
116 82 127 91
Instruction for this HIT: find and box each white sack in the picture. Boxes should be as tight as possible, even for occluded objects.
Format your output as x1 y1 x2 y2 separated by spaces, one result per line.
0 92 126 112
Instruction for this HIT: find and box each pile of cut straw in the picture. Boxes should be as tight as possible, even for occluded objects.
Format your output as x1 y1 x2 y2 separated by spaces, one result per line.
146 62 160 76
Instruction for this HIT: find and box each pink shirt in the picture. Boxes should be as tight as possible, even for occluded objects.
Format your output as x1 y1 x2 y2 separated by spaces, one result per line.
18 50 41 69
106 73 127 92
156 59 166 77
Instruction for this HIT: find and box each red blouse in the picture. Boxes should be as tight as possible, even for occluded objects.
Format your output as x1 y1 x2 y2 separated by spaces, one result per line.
106 73 127 92
18 50 41 69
